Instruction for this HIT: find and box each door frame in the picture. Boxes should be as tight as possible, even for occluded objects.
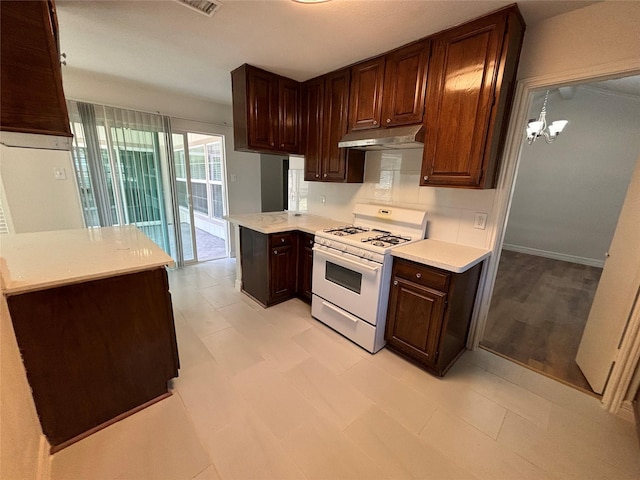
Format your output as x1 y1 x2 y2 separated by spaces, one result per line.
469 59 640 413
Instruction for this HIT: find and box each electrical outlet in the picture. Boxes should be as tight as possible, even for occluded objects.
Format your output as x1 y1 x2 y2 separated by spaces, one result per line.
54 167 66 180
473 212 488 230
230 174 238 182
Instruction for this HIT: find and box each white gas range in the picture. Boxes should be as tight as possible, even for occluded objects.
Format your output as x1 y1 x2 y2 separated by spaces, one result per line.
311 204 428 353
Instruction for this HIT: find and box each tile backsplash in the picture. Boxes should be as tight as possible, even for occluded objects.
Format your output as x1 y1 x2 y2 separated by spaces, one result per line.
290 149 496 249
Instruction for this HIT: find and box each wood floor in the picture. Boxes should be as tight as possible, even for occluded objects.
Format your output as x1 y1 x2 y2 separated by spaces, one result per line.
481 250 603 394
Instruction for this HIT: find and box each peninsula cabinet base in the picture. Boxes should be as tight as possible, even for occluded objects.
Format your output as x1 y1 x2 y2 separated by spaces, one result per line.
6 267 179 449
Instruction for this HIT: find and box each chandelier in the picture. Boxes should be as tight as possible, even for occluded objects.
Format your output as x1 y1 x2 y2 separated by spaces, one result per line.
526 90 568 144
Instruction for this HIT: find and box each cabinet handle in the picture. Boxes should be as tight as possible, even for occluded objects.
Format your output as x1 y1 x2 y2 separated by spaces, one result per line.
281 238 285 243
273 250 278 255
373 120 378 125
386 118 391 124
315 174 320 178
270 142 275 147
416 273 422 279
423 175 428 181
393 280 398 286
323 173 328 178
280 143 284 148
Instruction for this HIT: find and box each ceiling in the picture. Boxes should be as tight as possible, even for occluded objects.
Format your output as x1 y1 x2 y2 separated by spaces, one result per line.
56 0 599 107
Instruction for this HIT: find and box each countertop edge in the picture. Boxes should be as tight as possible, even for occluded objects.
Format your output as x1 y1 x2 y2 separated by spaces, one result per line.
391 241 491 273
2 261 173 296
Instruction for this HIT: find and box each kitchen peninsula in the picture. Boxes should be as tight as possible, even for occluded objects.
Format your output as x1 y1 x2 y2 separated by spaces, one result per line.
0 226 179 451
226 211 344 306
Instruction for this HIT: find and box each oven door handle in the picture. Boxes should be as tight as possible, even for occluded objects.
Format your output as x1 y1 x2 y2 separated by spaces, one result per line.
314 247 380 273
321 301 359 324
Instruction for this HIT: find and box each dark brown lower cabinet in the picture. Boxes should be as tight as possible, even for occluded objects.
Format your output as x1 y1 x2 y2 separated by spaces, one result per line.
385 257 482 376
297 232 314 303
6 267 179 449
240 227 299 306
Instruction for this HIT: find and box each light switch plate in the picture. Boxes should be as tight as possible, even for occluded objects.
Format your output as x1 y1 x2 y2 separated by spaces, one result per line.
54 167 67 180
473 212 488 230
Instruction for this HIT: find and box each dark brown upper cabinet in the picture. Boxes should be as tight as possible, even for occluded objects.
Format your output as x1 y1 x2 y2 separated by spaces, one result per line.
348 40 430 132
348 56 386 131
421 6 525 189
382 40 431 127
231 64 301 154
0 0 72 138
303 70 365 183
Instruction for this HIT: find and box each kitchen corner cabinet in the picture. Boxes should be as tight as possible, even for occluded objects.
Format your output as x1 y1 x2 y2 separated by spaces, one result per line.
240 227 298 307
297 232 314 303
421 6 525 189
0 0 72 137
385 258 482 376
6 267 179 448
231 64 301 154
302 71 365 183
349 40 430 132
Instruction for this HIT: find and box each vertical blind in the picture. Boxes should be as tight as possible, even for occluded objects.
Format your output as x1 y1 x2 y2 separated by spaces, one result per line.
67 100 174 255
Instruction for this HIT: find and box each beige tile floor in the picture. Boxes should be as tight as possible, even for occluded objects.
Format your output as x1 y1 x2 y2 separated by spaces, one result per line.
50 258 640 480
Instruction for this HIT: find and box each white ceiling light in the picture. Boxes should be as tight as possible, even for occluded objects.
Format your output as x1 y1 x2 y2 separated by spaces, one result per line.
175 0 222 17
526 90 568 145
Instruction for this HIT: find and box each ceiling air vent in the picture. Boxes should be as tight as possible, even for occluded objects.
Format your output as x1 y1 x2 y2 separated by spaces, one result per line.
175 0 222 17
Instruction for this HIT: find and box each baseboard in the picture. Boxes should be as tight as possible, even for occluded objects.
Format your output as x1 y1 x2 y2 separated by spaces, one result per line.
235 279 242 291
502 244 605 268
617 400 636 423
37 435 51 480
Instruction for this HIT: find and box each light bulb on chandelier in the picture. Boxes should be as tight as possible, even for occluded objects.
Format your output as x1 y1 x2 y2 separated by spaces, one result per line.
526 90 568 145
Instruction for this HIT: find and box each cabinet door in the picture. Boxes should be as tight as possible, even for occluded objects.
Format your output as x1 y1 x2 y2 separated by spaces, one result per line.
302 77 324 181
297 232 314 303
348 56 386 131
0 0 71 137
386 276 447 365
421 12 507 188
269 242 297 303
322 69 351 182
382 40 430 127
247 68 278 151
278 78 301 153
240 227 269 305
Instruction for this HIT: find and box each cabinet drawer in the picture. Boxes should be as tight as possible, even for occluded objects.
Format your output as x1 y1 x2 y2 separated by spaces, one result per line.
270 232 295 247
393 258 450 291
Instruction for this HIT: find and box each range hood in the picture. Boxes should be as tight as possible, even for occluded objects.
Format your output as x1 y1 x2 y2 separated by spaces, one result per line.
338 124 425 151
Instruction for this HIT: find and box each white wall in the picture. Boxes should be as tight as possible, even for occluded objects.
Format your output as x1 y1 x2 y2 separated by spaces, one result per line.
0 296 47 480
504 87 640 264
0 144 85 233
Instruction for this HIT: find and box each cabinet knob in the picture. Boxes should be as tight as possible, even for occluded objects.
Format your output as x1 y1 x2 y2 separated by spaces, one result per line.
270 142 275 147
281 238 285 243
315 174 320 178
416 273 422 279
280 143 285 148
309 240 313 245
373 120 378 125
386 118 391 124
273 250 278 255
323 173 328 178
423 175 429 181
393 280 398 286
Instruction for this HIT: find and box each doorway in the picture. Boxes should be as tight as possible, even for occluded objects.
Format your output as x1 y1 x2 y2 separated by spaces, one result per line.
170 132 230 265
480 76 640 394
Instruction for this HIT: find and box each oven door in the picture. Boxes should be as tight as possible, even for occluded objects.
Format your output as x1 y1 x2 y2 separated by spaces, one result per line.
312 244 383 325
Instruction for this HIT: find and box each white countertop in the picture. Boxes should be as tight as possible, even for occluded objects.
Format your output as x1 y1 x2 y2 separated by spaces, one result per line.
225 211 346 234
0 226 174 295
391 239 491 273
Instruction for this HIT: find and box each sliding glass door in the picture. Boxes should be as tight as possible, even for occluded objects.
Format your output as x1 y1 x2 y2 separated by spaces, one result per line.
171 131 229 264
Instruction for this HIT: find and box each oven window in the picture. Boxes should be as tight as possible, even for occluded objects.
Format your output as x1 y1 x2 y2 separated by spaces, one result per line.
325 261 362 294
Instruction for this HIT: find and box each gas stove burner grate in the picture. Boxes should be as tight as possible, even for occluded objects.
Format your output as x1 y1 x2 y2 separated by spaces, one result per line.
361 234 412 247
323 225 370 236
